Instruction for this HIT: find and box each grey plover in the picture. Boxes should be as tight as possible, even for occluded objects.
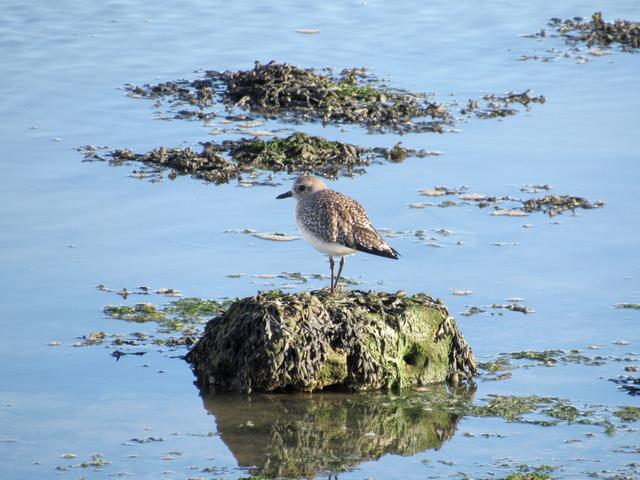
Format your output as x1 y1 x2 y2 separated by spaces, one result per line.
276 175 399 293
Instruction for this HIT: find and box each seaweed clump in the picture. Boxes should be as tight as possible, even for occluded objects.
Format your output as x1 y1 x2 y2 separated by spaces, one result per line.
128 78 216 107
185 289 477 393
610 375 640 396
496 474 552 480
218 132 366 178
462 90 546 119
521 194 605 216
82 133 434 183
614 406 640 422
93 144 240 184
413 185 605 218
471 394 614 431
208 61 451 133
127 61 452 133
550 12 640 50
98 297 227 347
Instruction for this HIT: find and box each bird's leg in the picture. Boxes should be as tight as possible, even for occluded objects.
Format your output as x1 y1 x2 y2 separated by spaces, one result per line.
333 256 345 292
329 256 335 294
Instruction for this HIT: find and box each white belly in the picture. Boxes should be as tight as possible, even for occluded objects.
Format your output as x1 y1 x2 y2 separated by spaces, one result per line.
297 221 356 257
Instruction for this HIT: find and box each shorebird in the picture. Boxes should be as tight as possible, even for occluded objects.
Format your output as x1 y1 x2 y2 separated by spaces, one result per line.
276 175 399 293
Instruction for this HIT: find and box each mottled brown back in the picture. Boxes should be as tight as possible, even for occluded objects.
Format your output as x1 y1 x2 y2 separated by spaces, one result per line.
297 190 399 259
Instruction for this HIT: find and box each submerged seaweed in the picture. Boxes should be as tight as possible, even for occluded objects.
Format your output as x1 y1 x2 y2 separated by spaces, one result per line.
470 394 615 432
478 349 610 376
97 297 228 348
414 184 605 217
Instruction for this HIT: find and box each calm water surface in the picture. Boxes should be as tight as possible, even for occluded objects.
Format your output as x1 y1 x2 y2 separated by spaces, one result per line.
1 1 639 479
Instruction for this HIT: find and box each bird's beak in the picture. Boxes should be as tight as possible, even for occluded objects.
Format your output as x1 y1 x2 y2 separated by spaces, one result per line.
276 191 293 199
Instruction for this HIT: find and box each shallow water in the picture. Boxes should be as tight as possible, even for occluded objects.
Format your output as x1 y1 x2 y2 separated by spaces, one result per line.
1 0 639 479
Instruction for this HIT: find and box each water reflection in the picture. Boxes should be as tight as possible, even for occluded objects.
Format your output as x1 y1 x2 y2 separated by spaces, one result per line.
201 384 475 478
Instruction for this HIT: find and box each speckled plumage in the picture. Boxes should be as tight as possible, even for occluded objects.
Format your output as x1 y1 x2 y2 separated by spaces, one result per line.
277 175 399 293
296 188 399 258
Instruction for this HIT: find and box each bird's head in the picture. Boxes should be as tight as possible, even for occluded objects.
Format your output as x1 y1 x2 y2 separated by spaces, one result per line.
276 175 328 201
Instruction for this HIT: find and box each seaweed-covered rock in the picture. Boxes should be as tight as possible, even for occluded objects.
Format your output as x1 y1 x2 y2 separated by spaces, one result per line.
185 290 476 393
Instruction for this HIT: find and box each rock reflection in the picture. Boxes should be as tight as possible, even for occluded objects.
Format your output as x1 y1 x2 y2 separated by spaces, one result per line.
201 384 475 478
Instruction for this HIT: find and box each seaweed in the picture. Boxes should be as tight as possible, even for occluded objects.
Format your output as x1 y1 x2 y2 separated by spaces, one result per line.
414 184 605 217
550 12 640 50
186 289 477 393
82 133 436 183
126 62 544 134
203 62 451 133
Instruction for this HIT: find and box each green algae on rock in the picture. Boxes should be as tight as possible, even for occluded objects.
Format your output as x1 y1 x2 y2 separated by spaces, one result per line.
186 290 477 393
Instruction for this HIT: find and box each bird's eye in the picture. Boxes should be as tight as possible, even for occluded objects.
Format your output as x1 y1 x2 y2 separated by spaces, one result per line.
298 185 306 192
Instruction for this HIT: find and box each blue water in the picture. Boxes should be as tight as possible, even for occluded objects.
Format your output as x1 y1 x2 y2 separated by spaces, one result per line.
1 1 639 478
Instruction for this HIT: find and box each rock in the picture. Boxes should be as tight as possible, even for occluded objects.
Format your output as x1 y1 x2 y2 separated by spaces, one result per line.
185 289 477 393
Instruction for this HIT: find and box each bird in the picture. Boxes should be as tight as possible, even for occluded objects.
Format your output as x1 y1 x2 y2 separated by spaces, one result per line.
276 175 399 293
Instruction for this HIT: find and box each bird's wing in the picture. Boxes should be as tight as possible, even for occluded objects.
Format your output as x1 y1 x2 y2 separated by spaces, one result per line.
333 193 400 259
299 190 400 259
349 225 399 259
